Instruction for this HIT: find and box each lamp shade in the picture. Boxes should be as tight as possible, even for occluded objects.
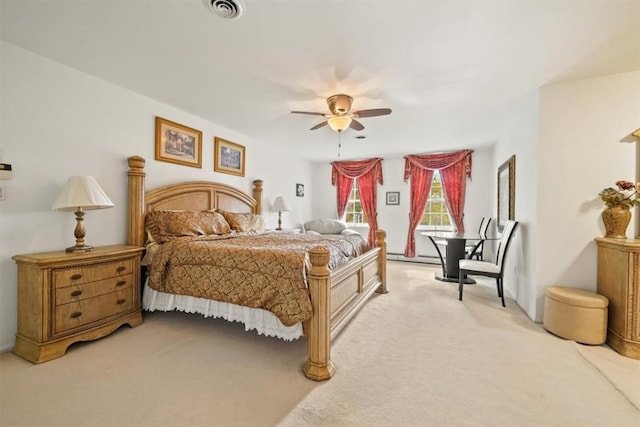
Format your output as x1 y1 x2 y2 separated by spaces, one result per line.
272 196 291 213
328 116 352 132
620 128 640 143
52 176 115 211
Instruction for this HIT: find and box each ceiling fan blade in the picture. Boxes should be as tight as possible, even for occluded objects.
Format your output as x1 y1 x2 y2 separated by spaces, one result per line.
349 119 365 131
291 111 326 116
310 121 328 130
353 108 392 118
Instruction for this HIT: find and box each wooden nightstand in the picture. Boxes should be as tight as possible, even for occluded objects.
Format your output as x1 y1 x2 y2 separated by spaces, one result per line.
12 244 144 363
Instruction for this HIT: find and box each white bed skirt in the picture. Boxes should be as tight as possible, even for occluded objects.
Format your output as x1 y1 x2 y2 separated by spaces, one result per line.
142 278 303 341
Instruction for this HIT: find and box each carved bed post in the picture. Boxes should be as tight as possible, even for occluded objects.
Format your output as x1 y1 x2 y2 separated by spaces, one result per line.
127 156 146 246
375 229 388 294
252 179 263 214
303 247 335 381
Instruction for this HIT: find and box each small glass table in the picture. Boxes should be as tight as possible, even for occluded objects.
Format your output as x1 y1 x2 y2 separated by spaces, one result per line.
420 231 499 284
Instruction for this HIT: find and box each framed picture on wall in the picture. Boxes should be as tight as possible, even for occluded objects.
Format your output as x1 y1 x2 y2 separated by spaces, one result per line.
497 155 516 232
386 191 400 205
214 137 245 177
296 183 305 197
155 117 202 168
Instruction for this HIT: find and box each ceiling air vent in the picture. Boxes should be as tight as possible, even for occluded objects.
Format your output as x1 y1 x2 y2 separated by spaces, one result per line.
204 0 245 19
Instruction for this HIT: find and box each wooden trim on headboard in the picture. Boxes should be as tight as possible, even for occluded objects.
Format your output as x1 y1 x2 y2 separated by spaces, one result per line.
126 156 264 247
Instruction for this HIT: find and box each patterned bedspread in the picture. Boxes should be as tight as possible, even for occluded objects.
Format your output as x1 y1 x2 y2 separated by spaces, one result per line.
147 232 369 326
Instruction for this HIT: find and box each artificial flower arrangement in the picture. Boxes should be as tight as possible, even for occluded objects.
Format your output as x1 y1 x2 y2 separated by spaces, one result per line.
599 180 640 208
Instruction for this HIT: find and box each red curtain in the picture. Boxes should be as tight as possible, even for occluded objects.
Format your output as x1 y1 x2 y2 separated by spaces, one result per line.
404 167 434 257
440 161 469 233
332 158 383 246
334 174 354 219
403 150 473 257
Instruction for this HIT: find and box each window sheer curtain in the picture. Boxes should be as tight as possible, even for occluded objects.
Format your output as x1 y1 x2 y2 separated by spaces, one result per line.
332 158 383 246
403 150 473 257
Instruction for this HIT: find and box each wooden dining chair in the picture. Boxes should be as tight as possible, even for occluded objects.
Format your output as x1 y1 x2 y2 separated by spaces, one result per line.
458 220 519 307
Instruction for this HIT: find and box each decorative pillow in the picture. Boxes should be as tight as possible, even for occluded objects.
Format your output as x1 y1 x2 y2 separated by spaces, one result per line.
217 210 266 233
146 210 231 242
303 219 348 235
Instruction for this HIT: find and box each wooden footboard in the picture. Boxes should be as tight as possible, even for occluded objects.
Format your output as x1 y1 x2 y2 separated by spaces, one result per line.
303 230 387 381
126 155 387 382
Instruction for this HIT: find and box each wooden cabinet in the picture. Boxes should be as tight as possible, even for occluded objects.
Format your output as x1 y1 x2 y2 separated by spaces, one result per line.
595 238 640 359
12 245 144 363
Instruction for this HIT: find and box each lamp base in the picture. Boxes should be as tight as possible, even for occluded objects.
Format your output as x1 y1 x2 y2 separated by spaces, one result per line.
65 244 94 253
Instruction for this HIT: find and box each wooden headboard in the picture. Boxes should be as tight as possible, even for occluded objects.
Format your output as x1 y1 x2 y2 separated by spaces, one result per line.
126 156 263 247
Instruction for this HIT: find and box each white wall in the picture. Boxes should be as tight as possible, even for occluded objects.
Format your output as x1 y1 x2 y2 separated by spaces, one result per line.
0 42 313 350
487 70 640 323
310 147 495 258
494 91 540 319
534 71 639 320
493 71 639 323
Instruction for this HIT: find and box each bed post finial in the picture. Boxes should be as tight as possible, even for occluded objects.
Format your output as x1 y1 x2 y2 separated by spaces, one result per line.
127 156 146 246
253 179 263 214
304 246 335 381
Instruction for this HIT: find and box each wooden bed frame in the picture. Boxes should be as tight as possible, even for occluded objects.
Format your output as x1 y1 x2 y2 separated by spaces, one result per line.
126 156 388 381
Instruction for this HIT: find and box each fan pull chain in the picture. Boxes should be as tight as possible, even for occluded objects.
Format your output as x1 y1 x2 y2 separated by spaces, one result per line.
337 131 342 158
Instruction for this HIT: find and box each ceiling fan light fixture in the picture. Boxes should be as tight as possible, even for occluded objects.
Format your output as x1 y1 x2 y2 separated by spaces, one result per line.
328 116 352 132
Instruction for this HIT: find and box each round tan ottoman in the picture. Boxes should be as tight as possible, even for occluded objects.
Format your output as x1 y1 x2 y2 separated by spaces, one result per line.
543 286 608 345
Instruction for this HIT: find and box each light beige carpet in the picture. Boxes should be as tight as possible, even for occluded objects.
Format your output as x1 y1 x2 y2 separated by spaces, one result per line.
1 262 639 427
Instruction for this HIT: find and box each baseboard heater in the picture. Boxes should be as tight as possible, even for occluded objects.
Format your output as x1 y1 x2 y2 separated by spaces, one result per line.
386 253 439 265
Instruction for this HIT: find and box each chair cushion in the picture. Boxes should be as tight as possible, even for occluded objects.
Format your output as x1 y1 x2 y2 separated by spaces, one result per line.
459 259 500 274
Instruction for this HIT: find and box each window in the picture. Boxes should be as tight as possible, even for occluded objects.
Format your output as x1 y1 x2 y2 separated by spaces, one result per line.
344 181 366 225
420 170 453 229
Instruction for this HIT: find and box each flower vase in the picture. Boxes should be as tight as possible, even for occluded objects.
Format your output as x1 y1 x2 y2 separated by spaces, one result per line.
601 205 632 239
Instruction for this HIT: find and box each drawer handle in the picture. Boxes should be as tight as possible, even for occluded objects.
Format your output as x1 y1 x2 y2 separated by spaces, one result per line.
71 274 82 280
116 280 127 287
117 298 126 305
116 266 126 273
70 290 83 297
70 311 82 319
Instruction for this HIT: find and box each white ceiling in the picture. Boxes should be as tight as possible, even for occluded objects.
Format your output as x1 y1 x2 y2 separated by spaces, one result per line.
2 0 639 162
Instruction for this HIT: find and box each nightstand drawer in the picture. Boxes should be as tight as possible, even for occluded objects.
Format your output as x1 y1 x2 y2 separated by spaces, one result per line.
55 274 134 305
54 259 134 288
55 288 134 334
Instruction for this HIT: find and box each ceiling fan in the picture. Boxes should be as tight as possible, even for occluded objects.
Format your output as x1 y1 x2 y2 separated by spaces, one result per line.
291 94 392 132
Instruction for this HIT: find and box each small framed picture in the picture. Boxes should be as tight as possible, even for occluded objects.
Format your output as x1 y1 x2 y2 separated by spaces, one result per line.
214 137 246 177
296 183 305 197
155 117 202 168
386 191 400 205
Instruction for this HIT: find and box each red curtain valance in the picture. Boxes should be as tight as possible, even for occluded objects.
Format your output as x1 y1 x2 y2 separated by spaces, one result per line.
403 150 473 181
332 158 384 185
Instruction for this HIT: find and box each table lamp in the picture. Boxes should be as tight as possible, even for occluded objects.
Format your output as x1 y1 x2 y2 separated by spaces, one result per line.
52 176 114 252
272 196 291 231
